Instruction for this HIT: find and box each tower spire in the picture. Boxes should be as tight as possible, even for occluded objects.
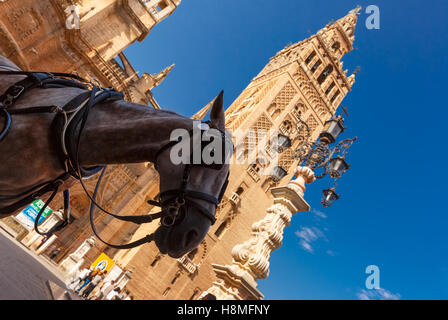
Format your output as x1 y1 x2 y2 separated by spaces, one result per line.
334 7 361 47
191 93 220 120
152 64 175 88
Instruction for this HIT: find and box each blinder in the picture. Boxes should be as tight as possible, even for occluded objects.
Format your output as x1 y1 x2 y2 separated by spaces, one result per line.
152 124 232 228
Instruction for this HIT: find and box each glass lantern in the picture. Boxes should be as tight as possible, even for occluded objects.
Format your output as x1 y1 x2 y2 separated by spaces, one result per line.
271 166 287 182
319 117 345 144
275 134 292 153
328 156 349 179
321 188 340 207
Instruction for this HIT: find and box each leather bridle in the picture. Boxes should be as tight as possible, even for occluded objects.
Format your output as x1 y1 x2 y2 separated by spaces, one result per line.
151 125 231 227
0 69 232 251
85 123 232 250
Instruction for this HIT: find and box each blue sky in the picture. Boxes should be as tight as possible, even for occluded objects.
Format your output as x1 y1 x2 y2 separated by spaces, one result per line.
125 0 448 299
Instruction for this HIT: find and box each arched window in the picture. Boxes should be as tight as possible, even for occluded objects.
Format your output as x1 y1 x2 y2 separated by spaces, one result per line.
162 287 171 297
325 82 335 95
317 65 334 84
214 219 229 238
280 120 293 135
267 103 281 120
150 254 161 267
305 51 316 64
311 60 322 73
292 104 305 121
347 27 354 37
171 271 181 284
189 288 201 300
330 90 340 103
331 42 341 51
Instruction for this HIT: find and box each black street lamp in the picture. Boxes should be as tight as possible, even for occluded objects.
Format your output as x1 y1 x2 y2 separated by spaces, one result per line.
293 108 356 207
276 134 292 153
319 116 345 144
271 166 287 182
328 156 350 179
321 188 340 207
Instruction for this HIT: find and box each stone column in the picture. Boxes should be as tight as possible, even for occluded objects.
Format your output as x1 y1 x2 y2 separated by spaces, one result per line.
204 166 315 300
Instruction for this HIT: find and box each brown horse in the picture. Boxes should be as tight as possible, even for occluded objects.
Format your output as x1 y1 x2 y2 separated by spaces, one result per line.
0 56 230 258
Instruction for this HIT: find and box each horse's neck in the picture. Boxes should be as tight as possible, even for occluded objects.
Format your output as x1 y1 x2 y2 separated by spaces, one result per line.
78 99 192 167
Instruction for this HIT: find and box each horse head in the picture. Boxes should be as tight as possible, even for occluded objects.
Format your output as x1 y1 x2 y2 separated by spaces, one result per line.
153 92 231 258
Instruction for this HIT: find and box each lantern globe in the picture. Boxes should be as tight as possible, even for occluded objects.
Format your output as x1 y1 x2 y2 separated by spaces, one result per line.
321 188 340 207
271 166 287 182
319 117 345 144
276 134 292 153
328 156 349 179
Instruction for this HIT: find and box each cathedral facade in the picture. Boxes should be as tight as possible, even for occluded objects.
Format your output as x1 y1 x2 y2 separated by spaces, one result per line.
0 1 359 299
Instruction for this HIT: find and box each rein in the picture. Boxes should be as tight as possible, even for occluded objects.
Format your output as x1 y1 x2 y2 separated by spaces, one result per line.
0 70 230 250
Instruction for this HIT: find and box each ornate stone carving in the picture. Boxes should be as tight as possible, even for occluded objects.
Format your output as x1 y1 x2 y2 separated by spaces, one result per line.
7 7 43 41
204 167 314 299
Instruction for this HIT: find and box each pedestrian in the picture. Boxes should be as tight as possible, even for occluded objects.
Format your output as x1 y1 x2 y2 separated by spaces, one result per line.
91 279 111 300
111 288 125 300
106 287 122 300
123 291 134 300
70 267 91 291
120 289 131 300
81 270 108 299
76 267 99 293
97 280 116 300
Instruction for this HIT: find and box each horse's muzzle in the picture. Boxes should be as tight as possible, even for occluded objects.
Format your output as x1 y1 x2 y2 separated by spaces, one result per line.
154 204 212 258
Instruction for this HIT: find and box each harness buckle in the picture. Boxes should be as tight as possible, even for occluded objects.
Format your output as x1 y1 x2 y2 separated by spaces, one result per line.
3 85 25 107
51 106 64 113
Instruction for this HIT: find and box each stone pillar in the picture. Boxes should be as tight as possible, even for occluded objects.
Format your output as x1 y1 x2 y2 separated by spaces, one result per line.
204 166 315 300
35 234 58 255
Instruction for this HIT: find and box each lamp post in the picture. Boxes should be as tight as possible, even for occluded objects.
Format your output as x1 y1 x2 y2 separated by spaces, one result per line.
202 166 314 300
294 111 356 207
202 109 357 299
275 134 292 153
270 165 288 182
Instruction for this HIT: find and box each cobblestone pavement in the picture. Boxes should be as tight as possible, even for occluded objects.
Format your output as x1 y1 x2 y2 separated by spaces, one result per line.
0 229 68 300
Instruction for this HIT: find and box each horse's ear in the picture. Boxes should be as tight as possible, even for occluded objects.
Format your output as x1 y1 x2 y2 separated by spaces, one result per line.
210 90 225 130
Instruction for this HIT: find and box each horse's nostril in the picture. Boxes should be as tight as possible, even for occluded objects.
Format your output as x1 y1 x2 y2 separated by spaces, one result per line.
184 230 198 247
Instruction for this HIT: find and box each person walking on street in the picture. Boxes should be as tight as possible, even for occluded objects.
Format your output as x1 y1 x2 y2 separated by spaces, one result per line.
81 270 107 299
96 280 116 300
106 287 122 300
69 267 91 291
76 267 99 294
111 288 125 300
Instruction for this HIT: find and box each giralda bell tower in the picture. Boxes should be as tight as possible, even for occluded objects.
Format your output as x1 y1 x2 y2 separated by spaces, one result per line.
115 8 361 299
